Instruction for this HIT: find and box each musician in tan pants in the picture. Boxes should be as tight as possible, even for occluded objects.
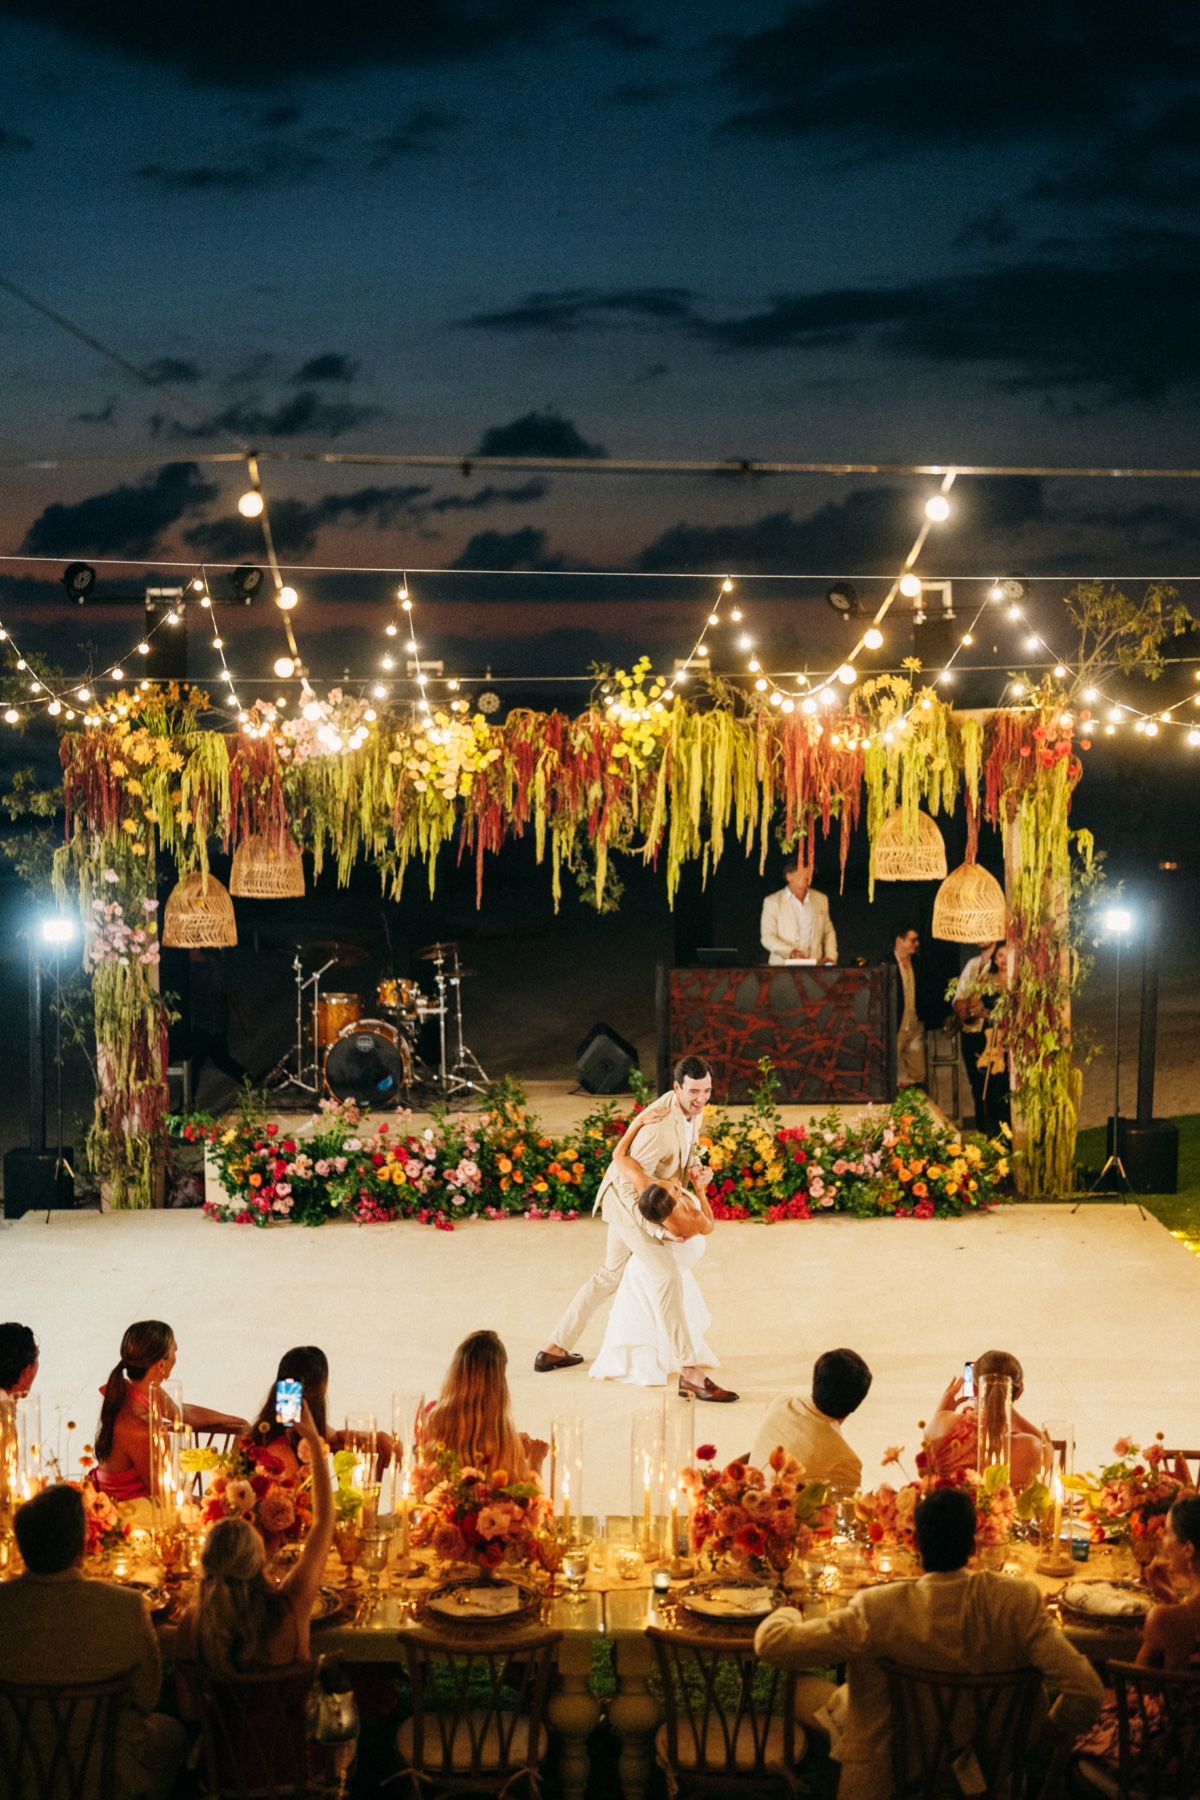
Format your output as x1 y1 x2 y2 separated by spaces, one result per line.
536 1054 738 1402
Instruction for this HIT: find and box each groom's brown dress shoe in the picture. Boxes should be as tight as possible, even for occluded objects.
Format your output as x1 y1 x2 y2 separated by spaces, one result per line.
679 1375 739 1403
534 1351 585 1372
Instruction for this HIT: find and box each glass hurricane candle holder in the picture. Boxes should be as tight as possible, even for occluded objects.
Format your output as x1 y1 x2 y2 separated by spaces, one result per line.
149 1380 185 1526
1036 1420 1075 1575
975 1373 1013 1479
550 1415 583 1543
631 1407 664 1557
391 1390 426 1517
17 1397 42 1497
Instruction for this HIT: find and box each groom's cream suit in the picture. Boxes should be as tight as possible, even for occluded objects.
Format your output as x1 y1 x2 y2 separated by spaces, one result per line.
550 1090 705 1370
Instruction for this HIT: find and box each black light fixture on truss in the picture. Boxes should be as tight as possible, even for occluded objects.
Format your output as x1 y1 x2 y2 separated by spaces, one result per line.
61 561 96 602
228 565 265 604
825 581 861 618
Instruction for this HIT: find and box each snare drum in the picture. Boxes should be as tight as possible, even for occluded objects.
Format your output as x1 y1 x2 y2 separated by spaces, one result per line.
376 977 424 1015
324 1018 412 1106
315 992 362 1047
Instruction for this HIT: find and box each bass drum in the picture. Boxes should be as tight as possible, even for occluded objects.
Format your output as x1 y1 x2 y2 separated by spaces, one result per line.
324 1019 412 1107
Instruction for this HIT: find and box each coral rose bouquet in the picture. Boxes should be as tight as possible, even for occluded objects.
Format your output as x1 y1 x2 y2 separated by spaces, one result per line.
1068 1435 1189 1559
75 1481 134 1561
410 1446 552 1572
185 1436 313 1553
680 1444 836 1576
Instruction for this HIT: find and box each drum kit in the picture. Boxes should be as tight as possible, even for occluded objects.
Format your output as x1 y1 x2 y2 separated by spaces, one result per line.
266 938 490 1108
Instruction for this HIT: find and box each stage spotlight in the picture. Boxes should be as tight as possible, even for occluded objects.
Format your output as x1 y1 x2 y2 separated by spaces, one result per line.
825 582 861 617
40 915 74 944
863 627 884 649
990 577 1028 604
1104 907 1133 935
924 494 951 521
238 488 264 518
61 562 96 602
229 565 264 603
898 574 922 599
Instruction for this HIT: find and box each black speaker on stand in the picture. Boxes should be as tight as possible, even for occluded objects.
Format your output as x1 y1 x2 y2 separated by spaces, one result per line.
575 1022 639 1095
3 924 75 1220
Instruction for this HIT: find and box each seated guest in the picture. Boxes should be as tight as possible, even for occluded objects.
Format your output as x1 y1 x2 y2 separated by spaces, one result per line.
175 1397 334 1684
93 1319 248 1501
246 1345 392 1481
750 1348 871 1494
755 1485 1102 1797
1073 1494 1200 1771
424 1330 547 1482
924 1348 1046 1488
0 1485 186 1800
0 1322 38 1398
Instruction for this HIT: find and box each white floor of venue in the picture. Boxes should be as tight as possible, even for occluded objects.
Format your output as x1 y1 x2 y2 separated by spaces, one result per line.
4 1202 1193 1514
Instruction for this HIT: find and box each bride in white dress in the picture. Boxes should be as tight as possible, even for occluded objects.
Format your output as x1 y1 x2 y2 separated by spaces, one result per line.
589 1185 719 1387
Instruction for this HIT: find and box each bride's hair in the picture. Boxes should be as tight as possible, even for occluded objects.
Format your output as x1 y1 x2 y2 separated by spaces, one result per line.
638 1183 675 1224
197 1518 290 1675
426 1331 525 1475
95 1320 175 1463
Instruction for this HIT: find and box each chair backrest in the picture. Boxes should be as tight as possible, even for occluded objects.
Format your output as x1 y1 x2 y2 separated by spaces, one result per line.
879 1657 1044 1799
1109 1659 1200 1800
647 1625 797 1788
1159 1451 1200 1491
0 1669 132 1800
190 1661 316 1799
397 1626 561 1787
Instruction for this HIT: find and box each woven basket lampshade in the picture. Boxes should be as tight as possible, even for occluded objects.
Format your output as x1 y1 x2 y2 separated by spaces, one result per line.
932 861 1007 944
230 834 305 899
162 871 238 948
872 808 948 881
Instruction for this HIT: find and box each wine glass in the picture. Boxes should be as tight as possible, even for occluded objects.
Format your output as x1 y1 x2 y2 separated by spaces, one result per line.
358 1530 390 1606
562 1548 588 1604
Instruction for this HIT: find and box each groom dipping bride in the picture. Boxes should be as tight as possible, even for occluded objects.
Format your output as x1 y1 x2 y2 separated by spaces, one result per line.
535 1055 738 1402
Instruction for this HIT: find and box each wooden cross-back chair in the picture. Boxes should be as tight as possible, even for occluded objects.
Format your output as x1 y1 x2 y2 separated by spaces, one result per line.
395 1624 561 1800
646 1624 800 1797
878 1657 1045 1800
0 1668 132 1800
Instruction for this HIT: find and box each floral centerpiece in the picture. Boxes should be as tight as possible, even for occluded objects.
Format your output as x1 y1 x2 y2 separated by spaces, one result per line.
680 1445 836 1576
76 1482 134 1562
410 1445 552 1572
1067 1435 1190 1561
185 1437 313 1553
857 1449 1021 1554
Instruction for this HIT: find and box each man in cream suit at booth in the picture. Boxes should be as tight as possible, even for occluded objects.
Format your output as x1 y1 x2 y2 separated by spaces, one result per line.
760 853 838 965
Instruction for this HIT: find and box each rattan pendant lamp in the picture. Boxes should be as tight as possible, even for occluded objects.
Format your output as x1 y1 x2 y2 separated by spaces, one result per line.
162 869 238 948
229 834 305 899
931 860 1007 943
872 808 948 882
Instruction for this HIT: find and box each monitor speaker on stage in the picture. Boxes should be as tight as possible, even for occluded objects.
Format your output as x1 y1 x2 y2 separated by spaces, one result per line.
576 1022 639 1095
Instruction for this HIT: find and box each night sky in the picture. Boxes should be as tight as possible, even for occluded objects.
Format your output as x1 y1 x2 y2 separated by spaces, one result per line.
2 0 1200 698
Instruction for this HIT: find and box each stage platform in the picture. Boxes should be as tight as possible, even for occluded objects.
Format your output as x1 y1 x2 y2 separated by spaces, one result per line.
2 1200 1188 1514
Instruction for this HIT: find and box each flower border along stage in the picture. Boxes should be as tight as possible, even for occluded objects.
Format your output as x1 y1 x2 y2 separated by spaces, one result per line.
188 1066 1010 1229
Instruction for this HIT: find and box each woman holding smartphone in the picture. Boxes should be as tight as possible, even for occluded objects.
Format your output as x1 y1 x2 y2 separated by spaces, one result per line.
176 1396 335 1681
246 1346 392 1482
923 1348 1046 1487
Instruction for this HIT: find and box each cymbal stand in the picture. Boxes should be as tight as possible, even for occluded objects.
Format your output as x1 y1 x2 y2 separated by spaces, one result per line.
264 953 336 1096
447 958 489 1097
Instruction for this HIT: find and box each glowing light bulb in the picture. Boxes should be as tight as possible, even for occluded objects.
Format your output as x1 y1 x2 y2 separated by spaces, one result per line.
1190 730 1200 746
386 622 398 636
801 696 818 715
47 700 61 715
1108 707 1124 722
4 709 17 725
1008 605 1021 620
373 684 387 700
818 687 836 706
755 677 767 691
1025 635 1040 652
406 640 418 653
303 701 322 722
1011 681 1026 697
111 667 123 680
722 577 733 593
748 658 760 672
277 586 298 610
920 697 932 710
211 637 223 650
769 691 783 708
924 494 951 521
76 688 90 702
961 632 974 647
708 612 720 625
1083 687 1098 702
15 659 25 671
30 682 41 693
166 610 180 625
238 489 264 518
221 669 233 682
401 597 412 612
191 578 205 593
1146 721 1159 737
899 574 922 598
381 656 395 671
864 627 884 649
1052 663 1067 679
364 708 377 722
136 641 150 656
398 584 409 602
836 663 856 685
1106 724 1116 736
781 698 795 713
447 680 459 691
0 630 7 641
200 595 212 608
273 657 295 679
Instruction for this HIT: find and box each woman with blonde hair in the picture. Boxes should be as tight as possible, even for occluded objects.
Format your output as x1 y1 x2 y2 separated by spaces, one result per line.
93 1319 248 1501
175 1397 334 1680
424 1331 546 1480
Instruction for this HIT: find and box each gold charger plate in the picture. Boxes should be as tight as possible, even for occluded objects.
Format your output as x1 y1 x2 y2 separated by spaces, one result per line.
311 1586 347 1625
679 1576 781 1623
1056 1579 1151 1630
424 1575 542 1626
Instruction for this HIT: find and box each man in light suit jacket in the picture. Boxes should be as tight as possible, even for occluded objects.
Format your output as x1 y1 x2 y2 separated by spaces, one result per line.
537 1054 738 1401
760 853 838 965
0 1485 186 1800
755 1487 1102 1800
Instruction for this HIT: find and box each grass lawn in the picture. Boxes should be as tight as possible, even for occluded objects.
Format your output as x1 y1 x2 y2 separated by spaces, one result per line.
1073 1114 1200 1246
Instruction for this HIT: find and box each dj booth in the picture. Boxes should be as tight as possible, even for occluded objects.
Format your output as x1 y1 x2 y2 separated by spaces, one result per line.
657 963 897 1104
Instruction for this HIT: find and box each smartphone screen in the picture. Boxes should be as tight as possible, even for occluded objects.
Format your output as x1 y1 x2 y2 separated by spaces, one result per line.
275 1378 303 1427
962 1361 975 1402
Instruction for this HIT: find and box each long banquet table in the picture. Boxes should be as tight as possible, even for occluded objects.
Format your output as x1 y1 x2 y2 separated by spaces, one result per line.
147 1523 1146 1800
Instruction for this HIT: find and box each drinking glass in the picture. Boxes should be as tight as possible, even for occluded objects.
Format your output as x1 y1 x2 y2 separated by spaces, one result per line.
358 1529 390 1602
334 1525 361 1586
562 1548 588 1603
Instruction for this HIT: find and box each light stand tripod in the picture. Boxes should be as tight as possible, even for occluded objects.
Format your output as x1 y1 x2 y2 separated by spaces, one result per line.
1076 907 1144 1216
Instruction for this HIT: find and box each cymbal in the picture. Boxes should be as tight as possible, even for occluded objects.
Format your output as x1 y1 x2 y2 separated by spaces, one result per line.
296 939 371 968
419 941 460 960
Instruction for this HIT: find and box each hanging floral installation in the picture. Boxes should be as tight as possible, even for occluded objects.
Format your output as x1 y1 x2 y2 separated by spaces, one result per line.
52 669 1089 1207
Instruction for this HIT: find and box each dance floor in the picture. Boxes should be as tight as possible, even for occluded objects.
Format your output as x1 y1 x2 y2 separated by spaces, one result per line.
3 1201 1191 1514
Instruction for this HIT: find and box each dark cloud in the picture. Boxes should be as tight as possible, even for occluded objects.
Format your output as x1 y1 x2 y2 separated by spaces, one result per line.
694 229 1200 399
145 356 202 383
449 527 569 570
370 107 456 166
717 2 1200 152
21 462 218 558
1030 102 1200 212
429 479 549 511
136 145 323 189
586 15 662 50
608 80 681 106
72 396 118 424
0 128 33 151
259 103 302 128
475 410 605 458
155 388 378 439
184 483 433 559
0 0 598 87
466 286 699 333
293 352 357 383
636 478 1047 575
